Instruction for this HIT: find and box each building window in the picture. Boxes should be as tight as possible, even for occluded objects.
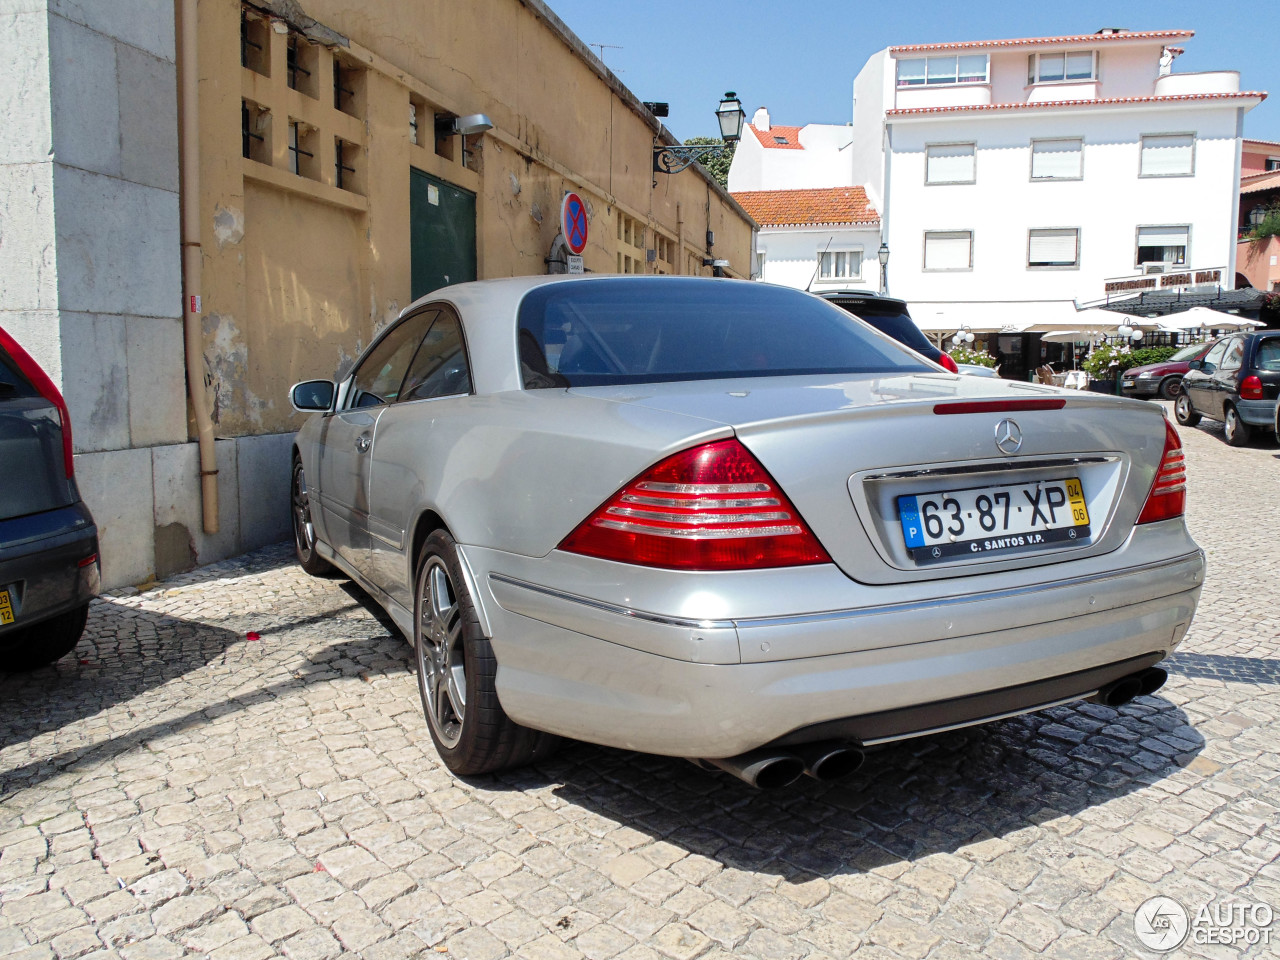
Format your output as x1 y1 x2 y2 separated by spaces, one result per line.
925 143 976 184
240 7 269 76
409 95 428 146
1140 134 1195 177
288 121 318 180
1031 138 1083 180
653 234 675 275
818 250 863 280
896 54 988 87
1267 157 1280 171
1136 225 1189 268
1028 228 1080 268
616 212 646 273
241 100 270 164
923 231 973 271
286 36 318 98
335 138 359 192
1028 51 1096 83
333 58 361 117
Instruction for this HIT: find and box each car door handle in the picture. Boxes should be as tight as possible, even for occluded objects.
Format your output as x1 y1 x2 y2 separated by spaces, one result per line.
355 435 371 453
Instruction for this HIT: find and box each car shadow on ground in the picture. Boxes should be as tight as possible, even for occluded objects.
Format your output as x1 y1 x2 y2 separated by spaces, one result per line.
0 565 1255 887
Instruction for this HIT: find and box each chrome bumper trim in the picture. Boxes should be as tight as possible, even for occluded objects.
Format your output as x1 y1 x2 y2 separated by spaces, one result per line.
490 549 1203 633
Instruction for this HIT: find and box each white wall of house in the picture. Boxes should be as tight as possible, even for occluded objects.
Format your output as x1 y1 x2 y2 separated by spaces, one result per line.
884 103 1247 306
728 109 856 193
757 225 882 292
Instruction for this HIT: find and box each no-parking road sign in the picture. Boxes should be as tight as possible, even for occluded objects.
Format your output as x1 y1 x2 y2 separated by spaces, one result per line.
561 192 589 255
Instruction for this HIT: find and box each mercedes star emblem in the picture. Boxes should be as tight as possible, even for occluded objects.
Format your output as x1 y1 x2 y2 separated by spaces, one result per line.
994 419 1023 455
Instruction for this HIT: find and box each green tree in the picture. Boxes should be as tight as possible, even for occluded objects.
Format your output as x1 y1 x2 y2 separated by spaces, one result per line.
1246 200 1280 240
683 137 735 189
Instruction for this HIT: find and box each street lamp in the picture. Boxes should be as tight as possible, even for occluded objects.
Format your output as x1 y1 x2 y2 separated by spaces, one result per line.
653 92 747 175
878 242 890 294
1116 323 1143 342
950 324 975 347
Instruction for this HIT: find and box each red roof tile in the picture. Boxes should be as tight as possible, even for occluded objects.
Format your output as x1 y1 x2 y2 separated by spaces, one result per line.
730 188 879 227
748 124 805 150
886 91 1266 118
1241 171 1280 195
890 30 1193 54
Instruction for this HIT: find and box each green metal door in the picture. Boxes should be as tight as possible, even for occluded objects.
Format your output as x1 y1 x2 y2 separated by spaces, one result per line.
410 168 476 299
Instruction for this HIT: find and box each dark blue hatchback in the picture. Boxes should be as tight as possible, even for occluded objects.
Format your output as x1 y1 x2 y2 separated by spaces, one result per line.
0 326 99 670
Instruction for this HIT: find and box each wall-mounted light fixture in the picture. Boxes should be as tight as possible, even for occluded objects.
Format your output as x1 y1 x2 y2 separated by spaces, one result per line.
653 92 746 176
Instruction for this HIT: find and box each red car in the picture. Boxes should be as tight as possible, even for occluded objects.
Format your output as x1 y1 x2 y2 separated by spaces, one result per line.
1120 341 1213 400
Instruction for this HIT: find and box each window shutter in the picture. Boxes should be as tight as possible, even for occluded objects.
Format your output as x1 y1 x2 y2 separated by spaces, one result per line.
1031 139 1082 179
926 144 975 183
924 232 972 270
1141 135 1194 176
1028 229 1078 266
1137 226 1189 248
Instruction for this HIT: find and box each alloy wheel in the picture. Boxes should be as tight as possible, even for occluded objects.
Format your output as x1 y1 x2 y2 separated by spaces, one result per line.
416 558 466 747
292 466 316 560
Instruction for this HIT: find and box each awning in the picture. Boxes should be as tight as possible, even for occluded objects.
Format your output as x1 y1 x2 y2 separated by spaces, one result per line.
907 300 1079 334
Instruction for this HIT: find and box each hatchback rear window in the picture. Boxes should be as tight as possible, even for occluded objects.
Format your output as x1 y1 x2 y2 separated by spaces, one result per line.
517 279 930 388
0 348 37 399
1257 337 1280 372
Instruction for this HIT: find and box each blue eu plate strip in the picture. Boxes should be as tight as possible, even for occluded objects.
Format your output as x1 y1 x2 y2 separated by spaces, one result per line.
898 495 925 548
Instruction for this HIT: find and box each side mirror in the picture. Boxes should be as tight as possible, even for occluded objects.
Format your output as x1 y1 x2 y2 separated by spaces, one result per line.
1185 360 1202 370
290 380 335 412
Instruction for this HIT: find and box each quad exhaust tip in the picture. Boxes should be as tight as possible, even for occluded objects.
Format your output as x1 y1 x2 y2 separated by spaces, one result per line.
694 741 865 789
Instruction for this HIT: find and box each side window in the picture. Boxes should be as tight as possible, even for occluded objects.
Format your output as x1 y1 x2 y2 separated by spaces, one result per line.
347 311 437 408
400 309 471 402
1219 339 1244 373
1200 340 1228 373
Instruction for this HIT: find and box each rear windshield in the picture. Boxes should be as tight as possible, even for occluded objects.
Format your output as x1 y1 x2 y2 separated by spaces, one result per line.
848 309 936 357
517 279 930 388
0 349 37 399
1256 336 1280 371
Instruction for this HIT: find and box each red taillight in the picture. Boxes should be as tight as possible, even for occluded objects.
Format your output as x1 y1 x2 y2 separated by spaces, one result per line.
1240 375 1264 401
1136 420 1186 525
938 352 959 373
0 326 74 479
559 439 831 570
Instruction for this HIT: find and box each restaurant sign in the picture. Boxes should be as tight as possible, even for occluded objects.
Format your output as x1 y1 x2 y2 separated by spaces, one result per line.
1104 267 1224 296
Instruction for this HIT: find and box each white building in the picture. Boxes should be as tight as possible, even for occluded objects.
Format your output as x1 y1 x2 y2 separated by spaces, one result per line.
730 109 881 291
731 29 1266 379
858 29 1265 373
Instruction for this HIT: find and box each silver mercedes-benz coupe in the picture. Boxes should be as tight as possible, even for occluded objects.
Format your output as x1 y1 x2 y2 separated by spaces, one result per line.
290 275 1204 788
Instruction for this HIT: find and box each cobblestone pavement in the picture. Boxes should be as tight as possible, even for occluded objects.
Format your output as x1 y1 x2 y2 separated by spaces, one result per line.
2 408 1279 960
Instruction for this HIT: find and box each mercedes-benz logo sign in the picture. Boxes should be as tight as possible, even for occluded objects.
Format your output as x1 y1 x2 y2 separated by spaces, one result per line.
994 418 1023 455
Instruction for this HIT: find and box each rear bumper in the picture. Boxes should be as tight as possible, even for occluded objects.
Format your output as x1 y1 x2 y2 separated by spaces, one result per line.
0 503 99 638
1236 398 1277 426
463 529 1204 758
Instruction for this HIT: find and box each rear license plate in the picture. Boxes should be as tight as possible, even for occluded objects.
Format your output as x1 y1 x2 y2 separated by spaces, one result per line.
899 477 1089 564
0 589 13 626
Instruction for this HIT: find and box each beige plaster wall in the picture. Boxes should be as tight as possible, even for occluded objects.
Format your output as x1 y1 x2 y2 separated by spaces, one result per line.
193 0 754 440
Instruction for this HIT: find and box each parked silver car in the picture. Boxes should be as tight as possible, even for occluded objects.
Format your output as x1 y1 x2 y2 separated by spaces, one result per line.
290 276 1204 788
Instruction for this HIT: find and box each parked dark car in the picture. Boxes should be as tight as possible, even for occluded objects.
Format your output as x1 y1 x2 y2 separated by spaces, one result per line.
1175 331 1280 446
817 291 959 372
1121 341 1212 400
0 327 99 670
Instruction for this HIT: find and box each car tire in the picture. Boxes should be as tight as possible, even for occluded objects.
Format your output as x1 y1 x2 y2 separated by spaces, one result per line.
414 529 560 776
292 459 336 577
1158 377 1183 400
1224 405 1251 447
0 603 89 671
1174 394 1200 427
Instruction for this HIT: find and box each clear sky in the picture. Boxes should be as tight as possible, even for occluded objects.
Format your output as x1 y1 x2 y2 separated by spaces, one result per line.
544 1 1277 145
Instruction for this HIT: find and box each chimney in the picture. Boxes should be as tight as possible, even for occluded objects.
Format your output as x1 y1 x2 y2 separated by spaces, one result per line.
752 106 770 132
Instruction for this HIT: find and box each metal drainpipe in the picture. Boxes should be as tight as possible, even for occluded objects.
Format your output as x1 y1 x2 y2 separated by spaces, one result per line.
178 0 219 534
